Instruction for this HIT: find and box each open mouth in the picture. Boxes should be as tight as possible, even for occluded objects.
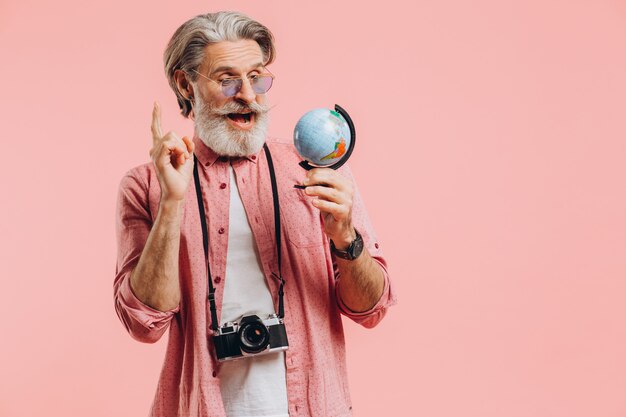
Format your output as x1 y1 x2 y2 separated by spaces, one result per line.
227 112 253 123
225 112 256 130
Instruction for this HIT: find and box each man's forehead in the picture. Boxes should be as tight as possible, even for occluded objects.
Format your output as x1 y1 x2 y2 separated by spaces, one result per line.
203 39 265 74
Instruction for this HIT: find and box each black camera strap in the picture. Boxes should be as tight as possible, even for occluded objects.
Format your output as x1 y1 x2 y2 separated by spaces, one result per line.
265 144 285 320
193 143 285 332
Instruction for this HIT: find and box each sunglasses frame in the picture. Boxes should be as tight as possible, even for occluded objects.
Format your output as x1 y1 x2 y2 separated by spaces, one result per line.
192 68 275 97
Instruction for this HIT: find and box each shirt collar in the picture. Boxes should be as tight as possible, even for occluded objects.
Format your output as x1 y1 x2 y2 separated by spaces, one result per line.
192 135 260 167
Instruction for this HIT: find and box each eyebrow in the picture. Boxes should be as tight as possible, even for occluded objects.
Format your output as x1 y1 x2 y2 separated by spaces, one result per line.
210 62 265 76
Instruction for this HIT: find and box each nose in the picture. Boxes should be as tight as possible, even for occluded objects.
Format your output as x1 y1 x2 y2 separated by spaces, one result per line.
233 77 256 104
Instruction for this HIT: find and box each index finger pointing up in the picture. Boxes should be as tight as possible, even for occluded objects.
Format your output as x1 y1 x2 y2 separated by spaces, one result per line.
151 101 164 141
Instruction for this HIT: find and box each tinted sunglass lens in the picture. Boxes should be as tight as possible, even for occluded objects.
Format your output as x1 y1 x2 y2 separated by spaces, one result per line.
252 76 273 94
222 79 243 97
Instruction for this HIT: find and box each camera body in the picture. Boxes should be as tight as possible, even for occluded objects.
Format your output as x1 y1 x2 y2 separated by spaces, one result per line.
213 314 289 362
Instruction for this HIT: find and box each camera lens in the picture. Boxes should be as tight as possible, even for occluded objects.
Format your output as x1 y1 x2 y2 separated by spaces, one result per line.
238 321 270 354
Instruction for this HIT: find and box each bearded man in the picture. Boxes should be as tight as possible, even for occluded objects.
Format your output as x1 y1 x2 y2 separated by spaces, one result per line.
114 11 396 417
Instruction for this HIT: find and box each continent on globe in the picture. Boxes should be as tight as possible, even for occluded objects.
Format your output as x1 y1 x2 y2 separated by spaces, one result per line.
321 138 347 161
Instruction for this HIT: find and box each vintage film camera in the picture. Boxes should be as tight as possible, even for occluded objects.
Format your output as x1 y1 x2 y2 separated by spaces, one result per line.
213 314 289 362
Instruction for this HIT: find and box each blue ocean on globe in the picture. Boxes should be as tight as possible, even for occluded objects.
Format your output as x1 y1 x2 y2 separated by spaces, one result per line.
293 108 352 167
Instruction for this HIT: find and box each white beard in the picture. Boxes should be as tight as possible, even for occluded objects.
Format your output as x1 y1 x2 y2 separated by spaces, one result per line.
192 94 270 157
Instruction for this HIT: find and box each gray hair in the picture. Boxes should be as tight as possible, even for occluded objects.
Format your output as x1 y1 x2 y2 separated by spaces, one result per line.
163 11 276 118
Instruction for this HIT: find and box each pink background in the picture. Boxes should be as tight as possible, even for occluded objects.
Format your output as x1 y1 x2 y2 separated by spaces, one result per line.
1 0 626 416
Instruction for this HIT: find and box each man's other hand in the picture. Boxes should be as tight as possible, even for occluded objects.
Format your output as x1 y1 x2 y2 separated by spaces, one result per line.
149 101 195 202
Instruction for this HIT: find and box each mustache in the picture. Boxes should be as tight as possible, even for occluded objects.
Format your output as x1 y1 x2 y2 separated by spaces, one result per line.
210 101 271 116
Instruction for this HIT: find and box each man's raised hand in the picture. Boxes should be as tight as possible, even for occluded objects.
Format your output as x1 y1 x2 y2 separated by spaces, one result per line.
149 102 195 202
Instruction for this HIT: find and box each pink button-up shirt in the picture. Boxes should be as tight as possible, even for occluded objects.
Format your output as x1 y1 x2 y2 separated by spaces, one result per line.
114 136 396 417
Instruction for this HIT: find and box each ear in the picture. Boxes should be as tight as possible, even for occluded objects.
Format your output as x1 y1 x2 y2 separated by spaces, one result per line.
173 69 194 101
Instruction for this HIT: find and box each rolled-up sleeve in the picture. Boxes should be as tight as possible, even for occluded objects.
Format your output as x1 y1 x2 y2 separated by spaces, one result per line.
333 166 398 328
335 256 395 328
113 169 178 344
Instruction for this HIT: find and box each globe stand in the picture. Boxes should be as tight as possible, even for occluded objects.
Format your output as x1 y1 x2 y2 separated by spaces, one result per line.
298 104 356 171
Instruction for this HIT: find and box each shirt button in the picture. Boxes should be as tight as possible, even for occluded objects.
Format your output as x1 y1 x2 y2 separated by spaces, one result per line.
218 227 225 234
214 276 222 284
250 155 257 160
375 243 379 249
220 183 227 189
212 371 217 378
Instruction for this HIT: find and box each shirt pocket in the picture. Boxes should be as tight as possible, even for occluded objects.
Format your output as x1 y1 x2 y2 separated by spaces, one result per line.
280 189 325 248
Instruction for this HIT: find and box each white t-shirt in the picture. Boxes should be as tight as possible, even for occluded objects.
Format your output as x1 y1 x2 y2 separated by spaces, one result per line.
218 165 289 417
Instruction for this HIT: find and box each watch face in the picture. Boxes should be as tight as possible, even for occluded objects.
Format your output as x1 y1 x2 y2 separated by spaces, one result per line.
352 236 364 258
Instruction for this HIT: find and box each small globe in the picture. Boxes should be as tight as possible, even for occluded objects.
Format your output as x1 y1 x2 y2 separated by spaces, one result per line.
293 108 352 167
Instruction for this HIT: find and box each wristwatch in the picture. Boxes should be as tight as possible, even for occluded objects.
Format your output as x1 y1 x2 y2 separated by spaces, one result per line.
330 229 364 261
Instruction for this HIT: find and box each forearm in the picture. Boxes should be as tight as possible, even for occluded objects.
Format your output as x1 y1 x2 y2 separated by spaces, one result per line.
130 199 184 311
301 167 386 313
336 247 385 313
